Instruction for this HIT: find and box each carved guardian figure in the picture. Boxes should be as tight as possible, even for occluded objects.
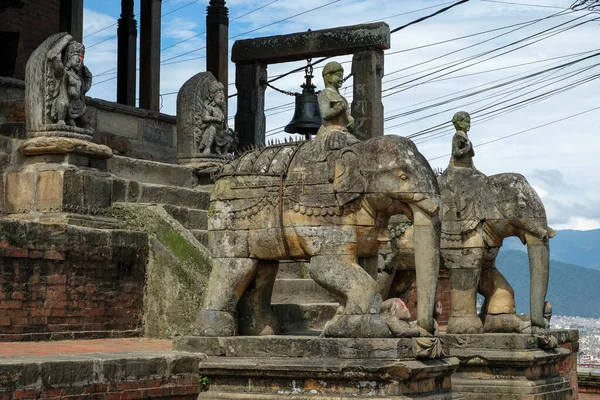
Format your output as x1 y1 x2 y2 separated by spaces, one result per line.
25 32 93 140
177 71 236 163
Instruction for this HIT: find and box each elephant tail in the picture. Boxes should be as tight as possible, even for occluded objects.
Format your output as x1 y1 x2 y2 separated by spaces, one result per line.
547 227 556 239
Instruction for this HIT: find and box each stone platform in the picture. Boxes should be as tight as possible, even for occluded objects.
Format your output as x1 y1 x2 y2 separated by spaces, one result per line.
173 336 461 399
443 332 575 399
0 338 205 399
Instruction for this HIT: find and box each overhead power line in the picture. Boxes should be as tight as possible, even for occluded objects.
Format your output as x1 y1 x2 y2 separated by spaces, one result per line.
479 0 567 10
427 105 600 161
390 0 471 33
382 12 594 99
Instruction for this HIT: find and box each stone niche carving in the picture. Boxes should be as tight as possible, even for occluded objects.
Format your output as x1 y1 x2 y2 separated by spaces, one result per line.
25 32 93 141
177 71 236 164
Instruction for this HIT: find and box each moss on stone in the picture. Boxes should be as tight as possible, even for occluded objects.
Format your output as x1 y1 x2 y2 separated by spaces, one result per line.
110 203 212 339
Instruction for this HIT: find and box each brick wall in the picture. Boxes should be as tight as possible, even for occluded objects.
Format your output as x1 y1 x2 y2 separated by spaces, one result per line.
0 0 60 79
402 270 451 326
0 219 148 341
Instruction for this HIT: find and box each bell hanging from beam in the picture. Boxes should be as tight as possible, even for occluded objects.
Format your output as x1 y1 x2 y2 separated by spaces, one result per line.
284 59 322 140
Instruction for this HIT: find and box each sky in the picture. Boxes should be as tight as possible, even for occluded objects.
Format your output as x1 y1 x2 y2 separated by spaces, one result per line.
80 0 600 231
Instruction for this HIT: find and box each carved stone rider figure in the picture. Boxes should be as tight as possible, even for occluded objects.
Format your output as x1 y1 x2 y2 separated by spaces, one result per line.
314 61 360 152
439 111 487 240
449 111 475 169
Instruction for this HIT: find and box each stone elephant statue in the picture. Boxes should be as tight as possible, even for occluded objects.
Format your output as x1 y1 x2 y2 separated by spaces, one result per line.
196 135 443 339
380 170 555 335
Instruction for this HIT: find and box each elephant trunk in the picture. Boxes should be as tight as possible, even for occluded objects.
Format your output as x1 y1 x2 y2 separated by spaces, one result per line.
528 239 550 331
412 206 441 335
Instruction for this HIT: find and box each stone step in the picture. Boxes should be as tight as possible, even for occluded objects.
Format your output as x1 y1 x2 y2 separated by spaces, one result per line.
163 204 208 230
113 179 211 210
191 229 208 246
272 278 337 304
277 260 310 278
273 303 338 333
108 154 215 187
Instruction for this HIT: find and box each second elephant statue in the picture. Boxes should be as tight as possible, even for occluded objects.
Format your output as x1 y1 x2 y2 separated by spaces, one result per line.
380 170 554 335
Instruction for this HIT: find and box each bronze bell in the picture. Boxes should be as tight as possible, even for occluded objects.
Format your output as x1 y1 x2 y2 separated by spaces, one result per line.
284 65 322 139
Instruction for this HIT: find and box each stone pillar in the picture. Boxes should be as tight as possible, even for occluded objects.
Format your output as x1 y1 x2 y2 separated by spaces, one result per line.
59 0 84 42
234 62 267 148
206 0 229 101
351 47 384 141
117 0 137 106
140 0 161 111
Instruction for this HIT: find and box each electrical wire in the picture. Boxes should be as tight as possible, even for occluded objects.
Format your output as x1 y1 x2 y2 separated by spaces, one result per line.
427 105 600 161
382 12 595 99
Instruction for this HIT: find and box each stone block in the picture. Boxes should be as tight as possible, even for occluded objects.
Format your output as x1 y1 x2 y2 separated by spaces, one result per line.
83 173 112 212
138 184 210 209
96 109 139 139
37 170 64 212
232 22 390 64
63 169 84 211
5 171 35 213
142 118 174 146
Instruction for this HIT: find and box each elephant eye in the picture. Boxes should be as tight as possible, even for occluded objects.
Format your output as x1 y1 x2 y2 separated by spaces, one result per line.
400 173 408 181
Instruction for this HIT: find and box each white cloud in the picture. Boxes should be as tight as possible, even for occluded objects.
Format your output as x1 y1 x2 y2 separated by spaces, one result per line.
554 216 600 230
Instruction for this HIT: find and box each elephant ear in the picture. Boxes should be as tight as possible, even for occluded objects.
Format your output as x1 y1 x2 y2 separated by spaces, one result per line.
332 149 367 207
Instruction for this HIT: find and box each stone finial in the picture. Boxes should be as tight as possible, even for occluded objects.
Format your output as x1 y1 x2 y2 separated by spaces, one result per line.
176 71 237 164
25 32 93 141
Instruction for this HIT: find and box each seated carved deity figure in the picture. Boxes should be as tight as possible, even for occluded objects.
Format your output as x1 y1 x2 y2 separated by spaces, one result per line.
197 81 235 156
313 61 359 151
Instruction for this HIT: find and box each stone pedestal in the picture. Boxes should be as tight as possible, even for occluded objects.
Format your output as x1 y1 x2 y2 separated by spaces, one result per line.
443 333 574 399
174 336 461 399
2 137 115 227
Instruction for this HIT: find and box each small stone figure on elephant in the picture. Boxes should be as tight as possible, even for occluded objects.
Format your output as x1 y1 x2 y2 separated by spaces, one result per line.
197 135 444 342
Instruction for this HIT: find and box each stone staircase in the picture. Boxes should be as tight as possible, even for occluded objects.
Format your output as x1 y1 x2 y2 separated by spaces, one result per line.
108 156 338 335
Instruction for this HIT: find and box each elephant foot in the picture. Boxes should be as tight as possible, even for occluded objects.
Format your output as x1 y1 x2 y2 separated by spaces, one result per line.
194 309 237 336
322 314 392 338
239 310 280 336
481 313 524 333
447 315 484 334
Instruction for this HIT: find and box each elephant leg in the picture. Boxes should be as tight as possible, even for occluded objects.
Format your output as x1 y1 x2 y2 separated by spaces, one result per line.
238 260 280 336
309 254 392 338
478 266 523 333
195 257 258 336
478 266 516 315
447 267 484 334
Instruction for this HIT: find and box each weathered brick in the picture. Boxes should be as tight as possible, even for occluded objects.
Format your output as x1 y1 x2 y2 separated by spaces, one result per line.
6 248 28 258
44 250 65 261
0 300 22 309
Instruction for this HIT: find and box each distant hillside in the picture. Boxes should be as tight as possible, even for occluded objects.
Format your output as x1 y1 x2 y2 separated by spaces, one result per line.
496 249 600 318
503 229 600 270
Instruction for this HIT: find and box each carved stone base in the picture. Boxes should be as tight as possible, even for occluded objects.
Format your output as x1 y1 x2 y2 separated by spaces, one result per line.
27 125 94 141
22 136 112 159
173 336 461 399
443 333 574 399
